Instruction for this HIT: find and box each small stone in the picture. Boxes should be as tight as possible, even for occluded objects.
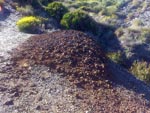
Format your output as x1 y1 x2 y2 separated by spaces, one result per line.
36 105 41 110
4 100 14 106
0 86 7 92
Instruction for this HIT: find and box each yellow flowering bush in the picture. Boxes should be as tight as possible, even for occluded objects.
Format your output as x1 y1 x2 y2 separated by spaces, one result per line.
17 16 41 33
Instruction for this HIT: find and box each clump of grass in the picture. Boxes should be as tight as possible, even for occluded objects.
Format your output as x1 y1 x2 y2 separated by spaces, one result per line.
130 61 150 83
100 5 118 16
16 5 34 16
132 19 143 26
107 51 123 64
66 0 127 15
130 19 143 30
115 27 124 37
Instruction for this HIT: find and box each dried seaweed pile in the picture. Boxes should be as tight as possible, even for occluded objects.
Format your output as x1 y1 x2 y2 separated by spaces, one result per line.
11 30 111 89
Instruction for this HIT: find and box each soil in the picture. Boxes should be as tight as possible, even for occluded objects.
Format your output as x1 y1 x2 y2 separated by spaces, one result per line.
11 30 111 89
0 30 149 113
0 1 150 113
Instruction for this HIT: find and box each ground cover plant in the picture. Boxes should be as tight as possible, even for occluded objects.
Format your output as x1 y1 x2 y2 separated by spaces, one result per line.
16 5 34 16
107 51 123 64
63 0 128 22
130 61 150 83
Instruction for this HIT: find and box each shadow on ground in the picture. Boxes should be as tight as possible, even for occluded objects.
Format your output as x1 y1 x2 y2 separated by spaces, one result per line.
58 16 150 101
108 60 150 100
98 27 150 101
0 7 11 21
130 43 150 62
92 22 150 101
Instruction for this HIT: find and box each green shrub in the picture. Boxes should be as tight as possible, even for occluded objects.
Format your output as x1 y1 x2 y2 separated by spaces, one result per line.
46 2 68 21
61 10 98 33
17 16 42 33
130 61 150 83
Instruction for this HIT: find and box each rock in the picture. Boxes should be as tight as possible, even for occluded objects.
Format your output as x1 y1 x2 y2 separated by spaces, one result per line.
0 86 7 92
4 99 14 106
36 105 41 110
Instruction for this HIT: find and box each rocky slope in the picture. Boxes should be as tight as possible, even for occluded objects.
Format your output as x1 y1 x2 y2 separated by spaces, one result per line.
0 1 150 113
1 28 150 112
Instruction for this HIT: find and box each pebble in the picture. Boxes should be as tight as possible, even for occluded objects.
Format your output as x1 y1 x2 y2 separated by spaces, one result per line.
4 99 14 106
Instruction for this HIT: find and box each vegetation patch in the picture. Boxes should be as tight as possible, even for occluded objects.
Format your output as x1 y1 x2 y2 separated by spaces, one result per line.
13 0 51 8
130 61 150 83
16 5 34 16
17 16 42 33
107 51 123 64
61 10 98 34
45 2 68 21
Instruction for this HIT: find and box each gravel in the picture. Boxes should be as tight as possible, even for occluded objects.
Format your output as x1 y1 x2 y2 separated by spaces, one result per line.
0 2 32 59
118 0 150 27
0 1 150 113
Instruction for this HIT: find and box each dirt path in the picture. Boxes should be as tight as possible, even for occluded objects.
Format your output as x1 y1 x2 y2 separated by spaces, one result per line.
0 3 32 59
